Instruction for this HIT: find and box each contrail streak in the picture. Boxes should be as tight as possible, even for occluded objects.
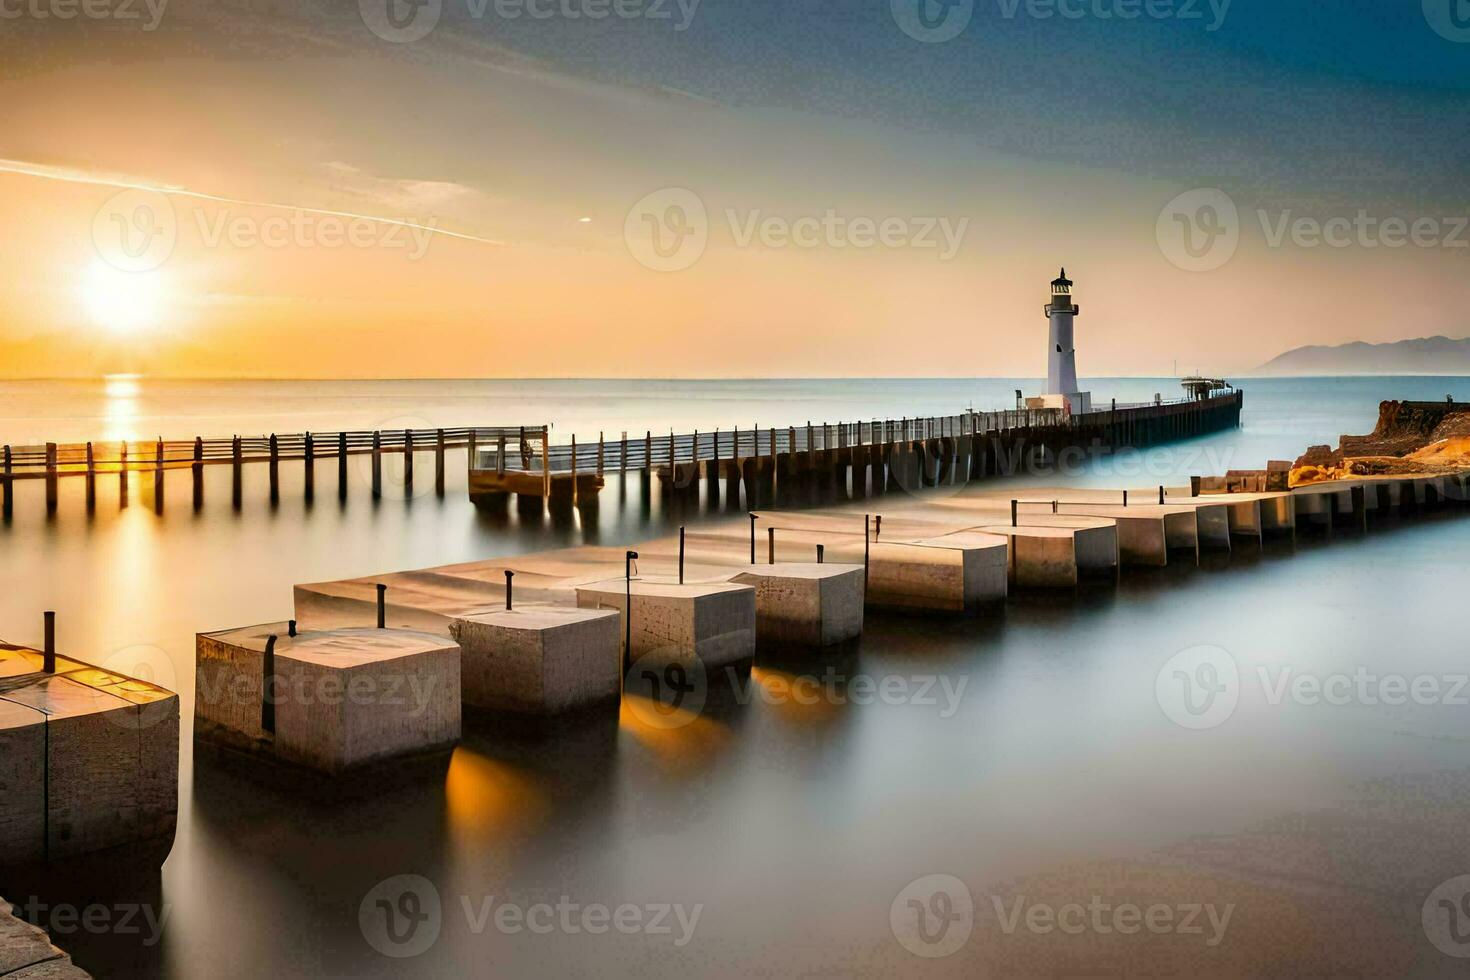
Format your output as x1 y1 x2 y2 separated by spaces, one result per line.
0 159 506 248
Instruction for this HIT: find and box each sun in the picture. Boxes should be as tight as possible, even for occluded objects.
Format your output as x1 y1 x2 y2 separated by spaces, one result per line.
82 260 165 334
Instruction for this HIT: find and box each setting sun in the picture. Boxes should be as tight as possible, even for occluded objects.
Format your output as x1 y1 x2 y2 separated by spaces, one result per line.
82 260 164 334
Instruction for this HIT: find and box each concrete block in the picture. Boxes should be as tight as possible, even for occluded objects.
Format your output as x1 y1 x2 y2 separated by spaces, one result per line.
1112 516 1169 567
196 624 461 773
0 645 178 865
730 563 865 646
0 705 45 867
1191 503 1232 549
0 898 90 978
273 629 461 773
575 580 756 669
863 534 1008 611
449 607 621 715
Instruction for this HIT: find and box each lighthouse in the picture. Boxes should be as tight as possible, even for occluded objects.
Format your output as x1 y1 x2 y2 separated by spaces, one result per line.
1040 268 1091 415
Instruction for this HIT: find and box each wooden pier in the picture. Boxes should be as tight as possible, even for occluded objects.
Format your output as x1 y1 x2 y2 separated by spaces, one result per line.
0 390 1243 517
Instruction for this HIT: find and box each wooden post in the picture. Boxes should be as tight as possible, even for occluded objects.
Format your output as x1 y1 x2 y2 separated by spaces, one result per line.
231 436 242 507
269 434 280 503
620 432 628 474
120 440 129 501
749 513 757 564
193 436 205 507
645 430 652 472
153 438 164 511
597 432 605 477
2 445 11 521
678 526 686 584
303 432 315 500
45 443 58 514
542 425 551 498
1011 499 1018 527
338 431 349 500
768 526 775 565
570 435 578 503
85 442 96 511
435 429 446 497
376 583 387 629
403 429 414 490
371 430 382 498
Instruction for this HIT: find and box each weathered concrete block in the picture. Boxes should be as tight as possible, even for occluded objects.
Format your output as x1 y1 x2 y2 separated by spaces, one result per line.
449 607 621 715
0 646 178 866
0 898 90 978
730 563 865 647
195 624 461 773
273 629 460 772
864 534 1009 611
0 705 45 867
575 580 756 668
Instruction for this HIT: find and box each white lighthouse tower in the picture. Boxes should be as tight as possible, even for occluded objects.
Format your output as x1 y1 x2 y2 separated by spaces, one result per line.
1039 267 1091 415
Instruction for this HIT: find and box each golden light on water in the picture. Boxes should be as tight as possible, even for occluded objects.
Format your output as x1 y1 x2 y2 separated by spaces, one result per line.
82 260 165 334
619 696 731 773
443 746 548 841
749 666 844 725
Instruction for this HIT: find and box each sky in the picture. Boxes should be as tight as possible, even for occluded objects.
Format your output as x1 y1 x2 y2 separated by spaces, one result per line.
0 0 1467 378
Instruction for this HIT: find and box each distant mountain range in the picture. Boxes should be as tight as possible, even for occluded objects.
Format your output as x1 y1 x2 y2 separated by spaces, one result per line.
1253 336 1470 376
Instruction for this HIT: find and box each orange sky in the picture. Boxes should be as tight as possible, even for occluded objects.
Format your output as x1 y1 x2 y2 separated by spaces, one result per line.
1 6 1466 379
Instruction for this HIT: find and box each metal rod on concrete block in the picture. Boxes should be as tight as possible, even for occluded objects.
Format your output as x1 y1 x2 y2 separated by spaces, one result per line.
678 526 686 584
749 513 757 564
288 619 297 638
43 611 56 674
1159 485 1165 505
768 527 775 565
376 583 387 629
624 551 638 675
1123 489 1129 508
262 634 277 734
817 544 825 564
864 514 871 586
875 515 882 537
505 571 514 610
1011 499 1018 527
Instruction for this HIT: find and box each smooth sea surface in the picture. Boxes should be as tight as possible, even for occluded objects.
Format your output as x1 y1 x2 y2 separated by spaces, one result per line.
4 376 1470 977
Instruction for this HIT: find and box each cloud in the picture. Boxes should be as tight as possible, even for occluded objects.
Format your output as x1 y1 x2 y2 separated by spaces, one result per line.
0 158 505 249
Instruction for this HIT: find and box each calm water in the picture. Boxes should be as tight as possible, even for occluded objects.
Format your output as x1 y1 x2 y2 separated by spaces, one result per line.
5 376 1470 977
